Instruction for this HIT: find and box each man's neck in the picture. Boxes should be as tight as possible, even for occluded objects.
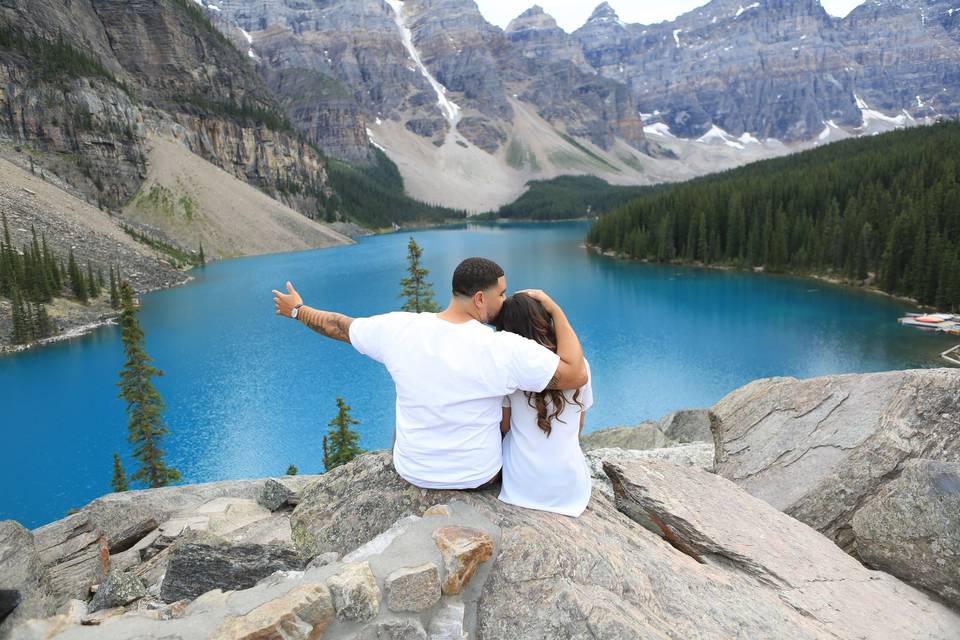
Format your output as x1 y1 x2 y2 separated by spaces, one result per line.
436 301 480 325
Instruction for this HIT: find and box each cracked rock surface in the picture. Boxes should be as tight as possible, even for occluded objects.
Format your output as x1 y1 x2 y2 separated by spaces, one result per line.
711 368 960 607
711 369 960 544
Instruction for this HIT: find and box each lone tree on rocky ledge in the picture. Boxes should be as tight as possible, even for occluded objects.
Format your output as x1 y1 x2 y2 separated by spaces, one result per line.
399 236 439 313
323 396 364 471
117 281 180 488
110 453 129 492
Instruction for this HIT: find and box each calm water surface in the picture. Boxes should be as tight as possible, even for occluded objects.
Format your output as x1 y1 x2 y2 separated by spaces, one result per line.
2 221 954 527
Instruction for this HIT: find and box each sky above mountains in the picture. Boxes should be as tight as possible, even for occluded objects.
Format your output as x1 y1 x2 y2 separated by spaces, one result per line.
475 0 864 32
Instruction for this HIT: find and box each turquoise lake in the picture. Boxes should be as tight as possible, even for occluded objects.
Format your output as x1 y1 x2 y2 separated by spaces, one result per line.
2 221 955 528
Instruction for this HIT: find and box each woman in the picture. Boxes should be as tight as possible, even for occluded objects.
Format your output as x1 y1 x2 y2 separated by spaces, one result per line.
494 292 593 517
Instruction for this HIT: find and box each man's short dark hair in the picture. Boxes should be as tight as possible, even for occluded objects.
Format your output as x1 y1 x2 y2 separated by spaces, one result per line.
452 258 504 297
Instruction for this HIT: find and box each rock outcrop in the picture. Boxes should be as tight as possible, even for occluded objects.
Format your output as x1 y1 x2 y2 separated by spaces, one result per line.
710 367 960 605
851 458 960 609
0 0 339 222
6 450 959 639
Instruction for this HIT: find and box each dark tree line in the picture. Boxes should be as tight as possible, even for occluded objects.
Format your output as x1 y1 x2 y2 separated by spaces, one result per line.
324 148 466 228
488 175 660 220
2 214 117 344
587 122 960 311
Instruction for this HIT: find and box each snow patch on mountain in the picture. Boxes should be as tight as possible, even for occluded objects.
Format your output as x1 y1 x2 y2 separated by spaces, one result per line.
386 0 461 133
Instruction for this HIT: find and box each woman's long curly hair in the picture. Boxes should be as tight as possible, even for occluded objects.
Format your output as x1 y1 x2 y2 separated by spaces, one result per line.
495 292 583 437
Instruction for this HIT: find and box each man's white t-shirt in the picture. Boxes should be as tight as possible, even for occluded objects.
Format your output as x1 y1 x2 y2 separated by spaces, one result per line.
348 312 561 489
499 358 594 517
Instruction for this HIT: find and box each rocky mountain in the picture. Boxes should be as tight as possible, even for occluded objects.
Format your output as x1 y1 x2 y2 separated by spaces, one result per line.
184 0 956 212
192 0 661 211
3 0 957 215
575 0 958 143
0 0 341 224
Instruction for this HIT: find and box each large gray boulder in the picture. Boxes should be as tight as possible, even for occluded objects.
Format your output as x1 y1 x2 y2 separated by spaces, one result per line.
658 408 715 444
579 421 673 451
852 459 960 608
0 521 55 637
159 541 306 603
711 369 960 551
586 444 715 498
602 458 960 639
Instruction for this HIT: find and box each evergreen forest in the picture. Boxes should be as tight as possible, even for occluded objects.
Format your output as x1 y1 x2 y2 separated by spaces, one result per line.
1 214 112 344
587 122 960 311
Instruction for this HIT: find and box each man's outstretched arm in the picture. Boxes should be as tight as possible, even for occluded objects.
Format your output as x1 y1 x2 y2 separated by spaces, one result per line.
272 281 353 344
297 306 353 343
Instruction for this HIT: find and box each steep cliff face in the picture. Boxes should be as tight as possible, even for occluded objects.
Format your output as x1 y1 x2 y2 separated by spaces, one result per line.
204 0 646 156
503 5 646 152
841 0 960 119
573 0 958 142
0 0 335 219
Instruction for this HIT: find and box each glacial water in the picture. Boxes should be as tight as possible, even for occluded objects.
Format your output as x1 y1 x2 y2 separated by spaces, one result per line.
1 221 954 528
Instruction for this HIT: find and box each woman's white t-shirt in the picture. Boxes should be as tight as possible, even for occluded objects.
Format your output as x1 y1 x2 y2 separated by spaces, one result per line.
499 358 593 517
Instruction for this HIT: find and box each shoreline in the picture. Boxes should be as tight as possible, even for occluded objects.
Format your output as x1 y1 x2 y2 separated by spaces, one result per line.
0 215 423 356
584 243 947 313
3 223 949 357
0 274 195 357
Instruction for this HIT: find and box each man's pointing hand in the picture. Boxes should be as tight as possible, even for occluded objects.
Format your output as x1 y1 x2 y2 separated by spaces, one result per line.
272 281 303 317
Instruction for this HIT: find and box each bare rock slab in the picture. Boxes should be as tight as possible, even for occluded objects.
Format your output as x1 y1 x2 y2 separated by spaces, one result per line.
355 618 427 640
603 458 960 639
579 421 672 451
658 408 715 444
327 561 381 622
0 520 54 635
384 563 441 612
88 570 146 612
210 582 334 640
852 458 960 609
710 368 960 554
426 601 467 640
159 541 305 603
431 526 494 596
31 513 109 605
258 479 295 512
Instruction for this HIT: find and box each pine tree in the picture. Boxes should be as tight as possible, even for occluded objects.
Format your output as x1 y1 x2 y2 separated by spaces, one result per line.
67 250 87 302
110 453 129 492
33 302 54 339
399 237 439 313
198 241 205 265
97 266 105 290
322 397 364 471
0 213 12 298
86 262 98 299
109 266 120 310
10 286 30 344
116 281 181 488
41 233 60 292
286 464 298 476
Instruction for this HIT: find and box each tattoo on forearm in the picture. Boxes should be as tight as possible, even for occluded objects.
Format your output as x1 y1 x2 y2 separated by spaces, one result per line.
300 307 353 343
545 370 561 389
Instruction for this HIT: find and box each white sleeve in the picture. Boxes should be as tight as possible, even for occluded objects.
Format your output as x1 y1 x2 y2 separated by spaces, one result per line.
496 331 562 393
579 358 594 411
348 313 399 364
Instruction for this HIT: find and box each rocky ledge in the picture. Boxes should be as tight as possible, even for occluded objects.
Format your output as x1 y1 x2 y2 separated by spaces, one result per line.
1 368 958 639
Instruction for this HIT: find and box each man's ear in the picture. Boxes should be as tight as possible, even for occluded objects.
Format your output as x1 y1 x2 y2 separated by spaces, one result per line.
472 290 484 308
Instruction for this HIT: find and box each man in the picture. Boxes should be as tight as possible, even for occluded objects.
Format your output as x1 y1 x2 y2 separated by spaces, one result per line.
271 257 587 489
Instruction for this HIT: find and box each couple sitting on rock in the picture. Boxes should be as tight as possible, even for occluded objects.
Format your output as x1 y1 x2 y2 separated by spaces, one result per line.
272 257 594 517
